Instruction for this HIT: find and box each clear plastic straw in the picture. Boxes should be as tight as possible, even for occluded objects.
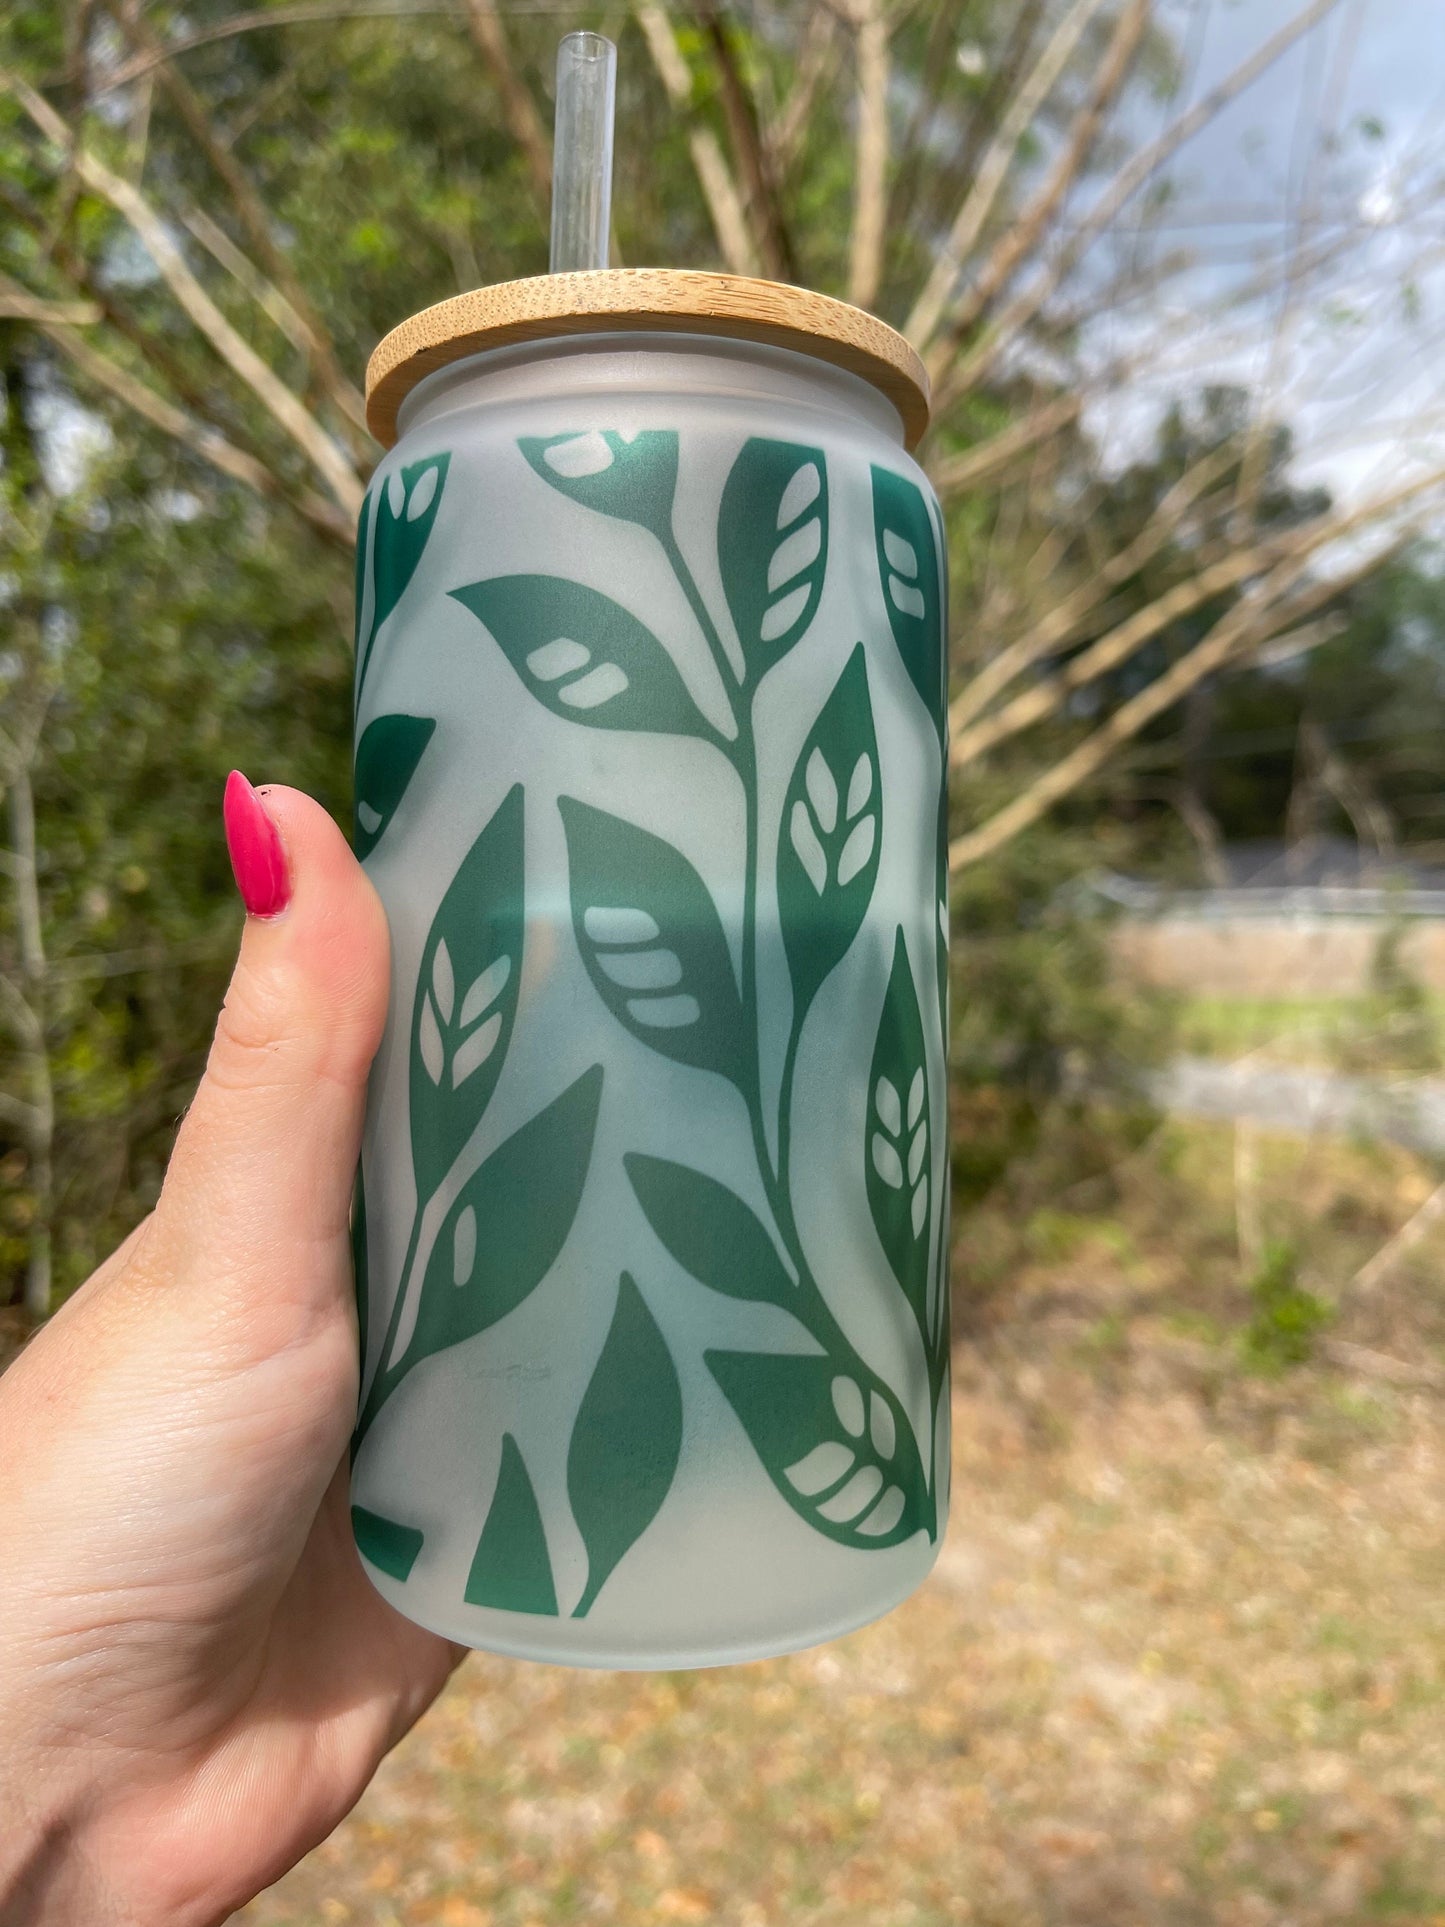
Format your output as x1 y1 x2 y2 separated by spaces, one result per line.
549 31 617 273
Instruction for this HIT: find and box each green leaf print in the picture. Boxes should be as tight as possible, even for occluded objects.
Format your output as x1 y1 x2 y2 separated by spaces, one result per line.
870 465 944 745
568 1274 683 1617
625 1153 793 1306
706 1348 932 1549
777 644 882 1020
464 1434 558 1615
351 1504 424 1582
358 451 450 698
353 485 371 656
867 930 932 1350
718 437 828 681
519 430 679 541
451 576 719 744
559 797 746 1086
399 1063 603 1377
409 784 524 1204
935 778 950 1043
354 713 436 861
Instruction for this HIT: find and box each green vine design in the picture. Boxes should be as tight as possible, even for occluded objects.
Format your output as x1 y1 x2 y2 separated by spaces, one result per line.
453 430 950 1584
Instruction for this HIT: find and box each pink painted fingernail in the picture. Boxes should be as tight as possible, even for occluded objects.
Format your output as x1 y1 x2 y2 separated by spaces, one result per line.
223 771 291 918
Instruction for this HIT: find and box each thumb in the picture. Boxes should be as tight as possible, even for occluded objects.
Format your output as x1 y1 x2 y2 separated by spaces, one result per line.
143 773 388 1355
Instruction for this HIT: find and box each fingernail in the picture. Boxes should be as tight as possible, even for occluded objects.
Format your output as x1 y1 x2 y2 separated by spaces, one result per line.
224 771 291 918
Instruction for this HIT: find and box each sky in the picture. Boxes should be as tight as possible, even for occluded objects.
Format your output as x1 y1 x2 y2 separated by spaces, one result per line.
1074 0 1445 508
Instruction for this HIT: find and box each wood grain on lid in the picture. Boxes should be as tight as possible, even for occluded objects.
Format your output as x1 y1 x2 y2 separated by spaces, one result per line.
364 269 930 450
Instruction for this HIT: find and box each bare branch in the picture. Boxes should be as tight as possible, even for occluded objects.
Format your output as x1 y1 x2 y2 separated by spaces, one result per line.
699 4 798 282
3 276 352 545
952 462 1445 770
107 0 369 439
2 67 364 518
927 391 1082 498
905 0 1112 351
944 0 1344 399
948 515 1428 874
948 436 1247 730
1352 1180 1445 1296
459 0 553 206
930 0 1149 370
846 0 890 309
0 292 100 324
769 5 840 177
634 3 761 277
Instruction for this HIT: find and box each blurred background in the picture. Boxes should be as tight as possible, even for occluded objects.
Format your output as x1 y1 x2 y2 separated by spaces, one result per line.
4 0 1445 1919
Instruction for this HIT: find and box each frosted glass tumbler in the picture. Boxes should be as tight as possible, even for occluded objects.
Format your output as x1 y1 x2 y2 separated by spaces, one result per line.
349 272 951 1667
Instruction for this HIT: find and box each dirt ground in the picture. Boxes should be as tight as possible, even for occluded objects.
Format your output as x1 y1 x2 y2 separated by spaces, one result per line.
235 1122 1445 1927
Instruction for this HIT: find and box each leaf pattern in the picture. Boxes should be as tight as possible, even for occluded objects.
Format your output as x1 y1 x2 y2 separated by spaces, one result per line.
867 930 931 1349
568 1274 683 1617
519 430 679 541
935 777 951 1043
397 1064 603 1377
871 464 945 746
776 643 883 1020
560 797 746 1086
352 1503 423 1582
706 1349 931 1549
409 785 524 1203
358 451 450 698
718 438 829 681
354 713 436 861
625 1153 793 1306
353 485 371 657
464 1434 558 1615
451 576 717 743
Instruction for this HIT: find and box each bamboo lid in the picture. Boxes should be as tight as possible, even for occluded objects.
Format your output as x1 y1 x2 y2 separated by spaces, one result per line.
365 269 930 451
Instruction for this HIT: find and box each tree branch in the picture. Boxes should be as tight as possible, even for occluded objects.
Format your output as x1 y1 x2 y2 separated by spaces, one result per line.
699 3 798 282
905 0 1112 351
2 67 364 518
634 2 761 277
948 518 1426 873
846 0 890 309
928 390 1082 499
3 276 352 545
930 0 1149 371
107 0 369 441
952 462 1445 770
459 0 553 207
940 0 1343 399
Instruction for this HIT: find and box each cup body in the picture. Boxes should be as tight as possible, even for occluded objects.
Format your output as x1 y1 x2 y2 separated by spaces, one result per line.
350 331 951 1667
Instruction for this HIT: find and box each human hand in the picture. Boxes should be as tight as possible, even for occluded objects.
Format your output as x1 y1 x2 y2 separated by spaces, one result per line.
0 775 462 1927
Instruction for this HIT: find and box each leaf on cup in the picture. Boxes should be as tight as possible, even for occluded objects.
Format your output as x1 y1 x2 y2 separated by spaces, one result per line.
464 1434 558 1616
871 464 945 746
397 1063 603 1377
935 777 951 1043
776 643 882 1019
451 575 718 745
353 485 371 659
351 1503 424 1582
718 438 829 681
358 452 451 698
625 1153 793 1305
409 785 526 1203
568 1274 683 1616
867 930 932 1348
519 429 680 541
559 797 746 1086
354 712 436 861
705 1348 932 1548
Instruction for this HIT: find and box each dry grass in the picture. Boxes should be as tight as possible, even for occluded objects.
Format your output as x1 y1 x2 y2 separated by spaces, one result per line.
237 1121 1445 1927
